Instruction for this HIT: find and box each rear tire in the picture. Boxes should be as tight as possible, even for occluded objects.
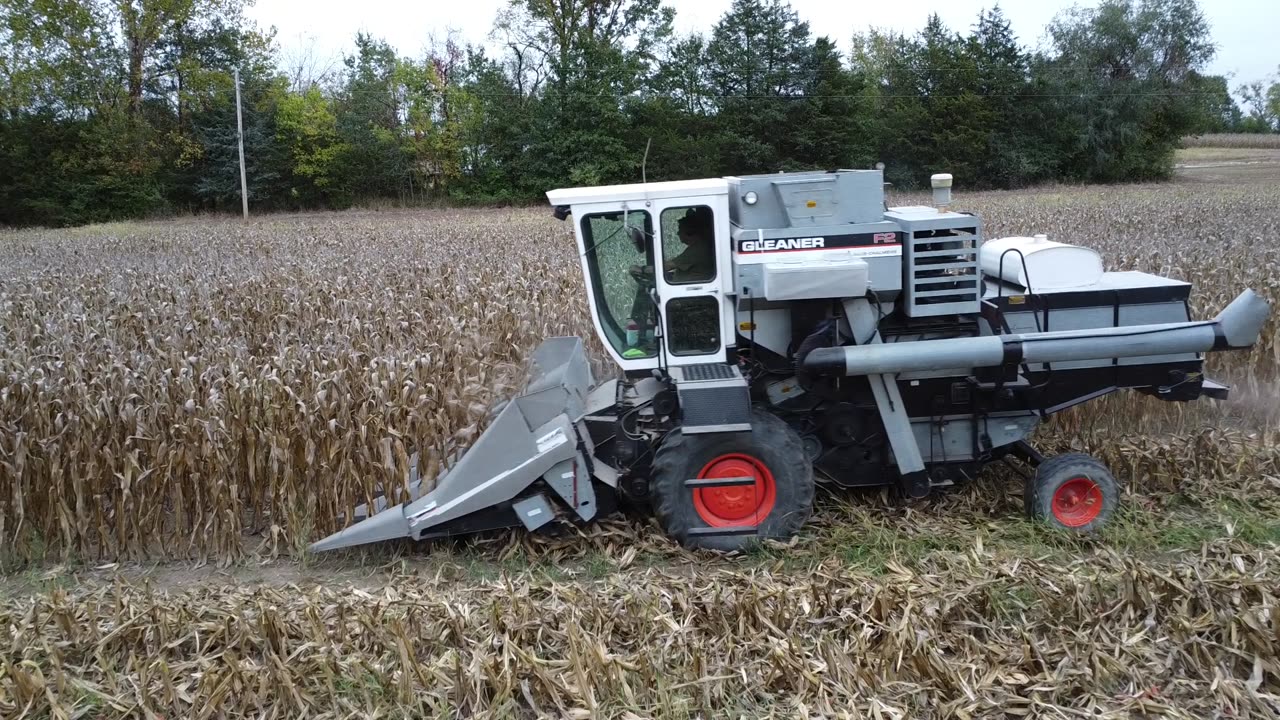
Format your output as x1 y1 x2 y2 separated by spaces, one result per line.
651 410 814 551
1025 452 1119 533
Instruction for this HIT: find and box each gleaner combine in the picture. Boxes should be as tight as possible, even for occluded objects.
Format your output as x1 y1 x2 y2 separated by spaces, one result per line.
311 170 1270 552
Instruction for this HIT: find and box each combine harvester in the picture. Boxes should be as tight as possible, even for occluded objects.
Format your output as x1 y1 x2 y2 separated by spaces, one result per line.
312 170 1270 552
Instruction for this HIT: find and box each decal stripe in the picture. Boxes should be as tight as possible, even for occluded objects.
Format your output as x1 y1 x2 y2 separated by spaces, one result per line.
737 231 905 254
738 243 902 255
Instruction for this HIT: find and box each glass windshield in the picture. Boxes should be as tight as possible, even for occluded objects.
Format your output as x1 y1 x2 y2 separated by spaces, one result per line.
581 210 658 360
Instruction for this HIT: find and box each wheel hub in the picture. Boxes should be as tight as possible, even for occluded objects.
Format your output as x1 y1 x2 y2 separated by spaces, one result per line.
1051 476 1103 527
693 454 777 527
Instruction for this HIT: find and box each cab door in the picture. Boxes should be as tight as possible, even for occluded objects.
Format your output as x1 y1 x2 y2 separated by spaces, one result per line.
652 195 734 366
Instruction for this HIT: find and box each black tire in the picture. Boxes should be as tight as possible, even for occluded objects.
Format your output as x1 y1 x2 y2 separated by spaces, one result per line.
651 410 815 551
1025 452 1120 533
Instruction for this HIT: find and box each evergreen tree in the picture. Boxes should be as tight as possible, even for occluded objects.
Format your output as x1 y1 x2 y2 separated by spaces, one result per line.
494 0 674 189
703 0 814 174
336 34 410 201
968 6 1045 186
782 37 874 172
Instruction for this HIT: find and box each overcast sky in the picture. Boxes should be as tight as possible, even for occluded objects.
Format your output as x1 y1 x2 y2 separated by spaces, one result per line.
247 0 1279 87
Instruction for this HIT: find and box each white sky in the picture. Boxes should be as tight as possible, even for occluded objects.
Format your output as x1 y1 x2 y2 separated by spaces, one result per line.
247 0 1279 86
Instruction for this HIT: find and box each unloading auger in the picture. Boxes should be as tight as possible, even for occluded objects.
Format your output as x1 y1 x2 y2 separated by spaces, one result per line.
312 170 1270 553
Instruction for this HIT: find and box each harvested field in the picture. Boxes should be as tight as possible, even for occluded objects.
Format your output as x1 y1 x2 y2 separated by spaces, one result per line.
3 541 1279 718
2 167 1280 717
1181 133 1280 149
1173 145 1280 184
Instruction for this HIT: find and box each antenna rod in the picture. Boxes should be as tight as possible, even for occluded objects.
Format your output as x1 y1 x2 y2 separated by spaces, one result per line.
642 137 651 184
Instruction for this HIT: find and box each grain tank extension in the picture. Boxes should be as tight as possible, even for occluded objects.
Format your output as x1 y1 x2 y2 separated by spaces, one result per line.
312 170 1270 553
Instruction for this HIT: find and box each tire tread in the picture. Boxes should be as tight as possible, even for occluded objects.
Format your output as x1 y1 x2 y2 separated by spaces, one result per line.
651 409 814 550
1026 451 1120 533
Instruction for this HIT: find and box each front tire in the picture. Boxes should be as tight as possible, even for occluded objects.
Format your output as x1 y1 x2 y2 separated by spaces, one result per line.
651 410 814 551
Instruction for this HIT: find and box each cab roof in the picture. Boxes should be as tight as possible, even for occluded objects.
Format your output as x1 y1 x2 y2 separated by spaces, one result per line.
546 178 729 207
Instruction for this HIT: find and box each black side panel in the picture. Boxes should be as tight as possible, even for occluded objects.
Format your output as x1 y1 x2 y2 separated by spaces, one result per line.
417 505 520 539
894 361 1208 417
985 282 1190 311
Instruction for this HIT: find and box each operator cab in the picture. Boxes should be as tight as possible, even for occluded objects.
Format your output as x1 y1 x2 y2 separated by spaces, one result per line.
548 179 735 370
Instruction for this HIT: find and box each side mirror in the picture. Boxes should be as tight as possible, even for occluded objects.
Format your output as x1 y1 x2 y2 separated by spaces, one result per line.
627 226 647 253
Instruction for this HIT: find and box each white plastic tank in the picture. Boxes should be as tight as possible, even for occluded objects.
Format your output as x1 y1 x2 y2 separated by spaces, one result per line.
979 234 1104 290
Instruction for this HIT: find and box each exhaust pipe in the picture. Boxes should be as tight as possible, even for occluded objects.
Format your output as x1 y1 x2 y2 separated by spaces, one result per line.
803 289 1270 377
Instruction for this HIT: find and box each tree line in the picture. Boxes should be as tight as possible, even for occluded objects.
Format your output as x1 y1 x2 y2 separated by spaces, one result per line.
1 0 1275 228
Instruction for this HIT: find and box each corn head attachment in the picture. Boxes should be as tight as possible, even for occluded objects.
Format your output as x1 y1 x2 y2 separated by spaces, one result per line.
309 337 605 552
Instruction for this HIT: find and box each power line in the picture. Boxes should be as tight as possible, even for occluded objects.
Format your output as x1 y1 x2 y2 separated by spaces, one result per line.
331 89 1233 100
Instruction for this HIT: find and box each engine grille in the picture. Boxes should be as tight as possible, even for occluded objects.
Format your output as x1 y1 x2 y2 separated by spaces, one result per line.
681 363 737 382
905 227 981 318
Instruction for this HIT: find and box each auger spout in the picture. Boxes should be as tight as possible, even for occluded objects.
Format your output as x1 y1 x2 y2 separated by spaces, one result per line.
803 289 1270 377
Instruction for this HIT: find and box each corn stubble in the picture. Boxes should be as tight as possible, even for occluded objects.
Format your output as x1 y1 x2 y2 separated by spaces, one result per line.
1 183 1279 717
2 541 1278 719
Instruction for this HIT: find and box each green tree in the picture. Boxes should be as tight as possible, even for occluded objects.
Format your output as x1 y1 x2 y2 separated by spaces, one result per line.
853 15 991 187
113 0 248 118
190 71 288 210
703 0 815 174
1270 80 1280 131
0 0 120 117
0 0 1243 225
626 34 720 183
781 37 874 172
451 46 538 201
1038 0 1216 182
275 86 346 205
1185 73 1241 133
494 0 675 188
397 40 471 199
168 22 285 211
1237 68 1279 132
335 33 409 201
0 0 279 225
967 6 1048 186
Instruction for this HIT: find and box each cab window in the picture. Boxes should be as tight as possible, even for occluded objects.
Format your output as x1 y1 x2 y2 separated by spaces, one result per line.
667 296 721 355
660 205 716 285
581 210 658 359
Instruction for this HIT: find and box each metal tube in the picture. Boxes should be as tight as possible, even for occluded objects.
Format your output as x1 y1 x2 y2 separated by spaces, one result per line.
804 289 1269 377
1018 324 1216 364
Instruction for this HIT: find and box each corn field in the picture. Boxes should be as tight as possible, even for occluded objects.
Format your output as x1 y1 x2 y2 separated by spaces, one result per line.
0 185 1277 561
3 177 1280 717
0 210 605 563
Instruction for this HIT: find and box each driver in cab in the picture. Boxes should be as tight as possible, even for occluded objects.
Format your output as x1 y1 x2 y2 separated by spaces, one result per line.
629 207 715 284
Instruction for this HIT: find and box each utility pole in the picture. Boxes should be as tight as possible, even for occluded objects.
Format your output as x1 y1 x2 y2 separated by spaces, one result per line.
234 67 248 219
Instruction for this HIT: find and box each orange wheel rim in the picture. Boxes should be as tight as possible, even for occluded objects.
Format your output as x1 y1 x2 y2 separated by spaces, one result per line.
1051 476 1103 527
693 453 777 527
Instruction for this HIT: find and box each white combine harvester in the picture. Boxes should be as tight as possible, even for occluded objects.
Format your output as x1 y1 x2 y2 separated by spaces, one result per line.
312 169 1269 552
